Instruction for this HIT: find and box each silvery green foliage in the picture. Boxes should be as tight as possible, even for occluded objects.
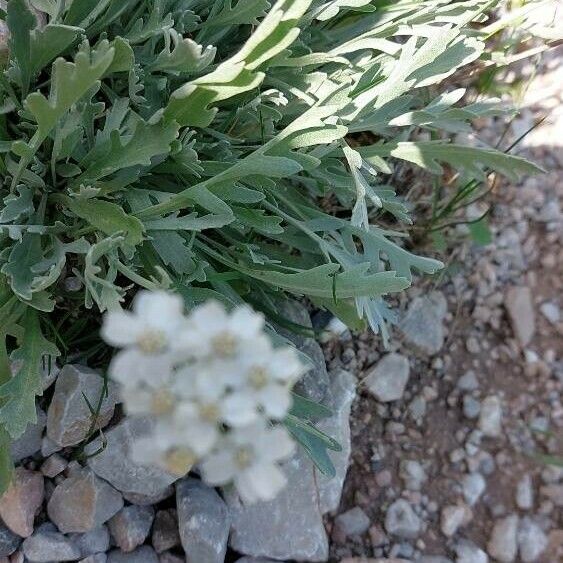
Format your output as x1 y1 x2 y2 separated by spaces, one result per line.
0 0 542 483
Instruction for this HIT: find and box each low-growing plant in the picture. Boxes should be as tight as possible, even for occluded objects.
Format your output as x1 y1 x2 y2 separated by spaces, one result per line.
0 0 544 492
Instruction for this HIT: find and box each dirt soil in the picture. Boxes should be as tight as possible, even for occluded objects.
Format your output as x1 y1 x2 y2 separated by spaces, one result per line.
322 45 563 563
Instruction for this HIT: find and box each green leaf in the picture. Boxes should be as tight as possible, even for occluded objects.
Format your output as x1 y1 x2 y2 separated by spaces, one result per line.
76 119 180 187
164 0 313 126
204 0 271 26
238 263 410 300
232 207 284 234
150 32 215 74
284 413 341 477
12 40 115 188
0 427 13 495
289 392 333 421
358 141 544 182
29 24 83 77
468 215 493 246
0 308 59 439
66 198 145 246
6 0 36 95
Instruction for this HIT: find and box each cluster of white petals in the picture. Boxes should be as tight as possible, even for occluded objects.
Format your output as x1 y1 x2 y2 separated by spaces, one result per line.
102 291 304 503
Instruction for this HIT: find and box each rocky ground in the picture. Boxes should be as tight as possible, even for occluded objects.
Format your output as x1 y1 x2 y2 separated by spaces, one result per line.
323 45 563 563
0 27 560 563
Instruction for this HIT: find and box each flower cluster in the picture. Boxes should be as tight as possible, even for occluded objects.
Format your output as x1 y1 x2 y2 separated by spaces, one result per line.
101 291 304 503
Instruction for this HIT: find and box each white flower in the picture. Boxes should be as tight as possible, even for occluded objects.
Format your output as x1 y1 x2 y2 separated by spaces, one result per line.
223 337 304 422
102 291 186 386
201 421 295 504
178 301 264 360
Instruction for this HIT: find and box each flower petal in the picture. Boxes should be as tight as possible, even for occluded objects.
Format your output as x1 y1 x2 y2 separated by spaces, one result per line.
201 450 237 485
257 384 291 419
101 310 143 347
222 393 259 427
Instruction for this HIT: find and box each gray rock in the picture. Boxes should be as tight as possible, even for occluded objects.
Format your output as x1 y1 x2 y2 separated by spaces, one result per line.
86 417 178 496
0 522 20 556
122 486 173 506
399 291 448 354
334 507 370 537
462 396 481 419
40 453 68 478
108 505 154 553
177 479 230 563
457 370 479 391
399 460 427 491
517 517 548 562
107 546 159 563
227 450 328 561
80 555 107 563
41 435 62 457
69 527 110 557
276 300 330 403
236 559 280 563
158 553 184 563
316 369 356 513
0 468 44 537
487 514 518 563
419 557 453 563
152 509 180 553
47 364 118 447
455 539 489 563
478 395 503 437
462 473 486 506
384 499 421 539
22 530 81 562
440 504 471 537
505 286 535 347
47 468 123 533
365 353 410 402
515 474 534 510
10 407 46 462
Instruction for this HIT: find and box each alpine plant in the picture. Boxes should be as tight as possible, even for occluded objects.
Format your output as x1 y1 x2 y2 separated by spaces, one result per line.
0 0 542 493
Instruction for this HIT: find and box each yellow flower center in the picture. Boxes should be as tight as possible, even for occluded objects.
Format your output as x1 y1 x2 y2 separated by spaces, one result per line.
165 448 196 476
199 403 220 422
234 446 253 469
248 366 268 389
137 329 167 354
212 331 237 357
150 390 175 415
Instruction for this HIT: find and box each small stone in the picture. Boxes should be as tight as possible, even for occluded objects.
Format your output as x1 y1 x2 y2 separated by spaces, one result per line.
384 499 421 539
86 418 178 496
47 468 123 533
505 286 535 347
107 546 158 563
158 553 184 563
540 301 560 325
365 353 410 402
515 474 534 510
462 396 481 419
335 507 370 537
517 517 548 562
441 504 471 537
455 539 489 563
69 527 110 558
399 291 448 355
478 395 503 437
47 365 118 447
151 509 180 553
10 408 46 463
22 530 81 562
540 484 563 506
0 522 20 556
108 505 154 553
399 460 426 491
487 514 518 562
40 453 67 478
462 473 486 506
177 479 230 563
457 370 479 391
0 468 44 537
